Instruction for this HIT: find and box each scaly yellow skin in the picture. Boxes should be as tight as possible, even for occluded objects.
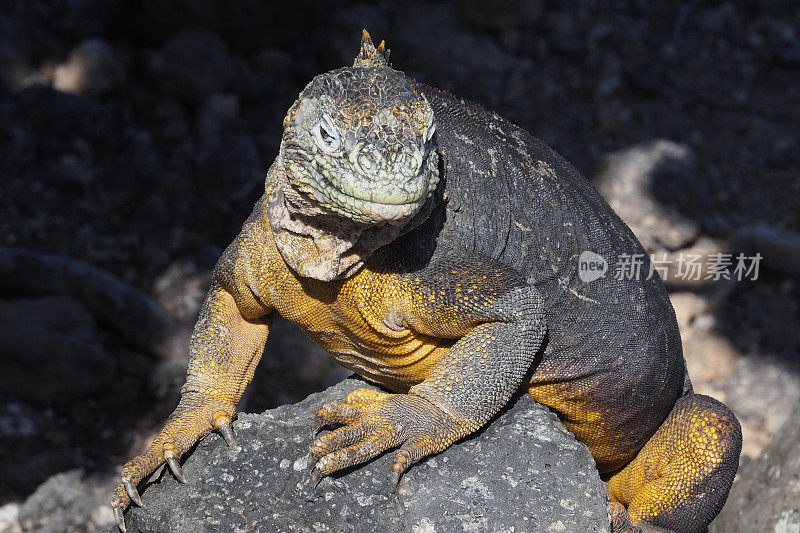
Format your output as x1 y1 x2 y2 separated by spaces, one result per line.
112 191 547 521
113 32 741 533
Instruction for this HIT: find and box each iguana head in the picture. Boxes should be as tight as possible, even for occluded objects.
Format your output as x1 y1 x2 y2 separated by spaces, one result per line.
279 30 438 225
268 31 440 281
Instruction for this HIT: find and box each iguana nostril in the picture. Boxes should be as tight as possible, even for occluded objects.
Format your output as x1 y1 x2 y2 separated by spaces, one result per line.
345 131 357 152
358 153 373 172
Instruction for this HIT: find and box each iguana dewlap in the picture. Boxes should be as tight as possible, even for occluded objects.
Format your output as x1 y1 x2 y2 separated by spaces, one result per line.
112 31 741 533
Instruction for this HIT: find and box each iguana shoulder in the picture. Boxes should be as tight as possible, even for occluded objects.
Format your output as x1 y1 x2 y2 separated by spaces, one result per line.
419 83 643 284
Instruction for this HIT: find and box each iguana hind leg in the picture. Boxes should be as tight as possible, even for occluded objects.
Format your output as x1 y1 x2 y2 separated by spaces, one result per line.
606 394 742 533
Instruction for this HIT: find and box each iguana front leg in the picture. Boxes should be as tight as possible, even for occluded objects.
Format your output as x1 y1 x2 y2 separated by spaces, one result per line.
111 222 273 532
310 253 546 484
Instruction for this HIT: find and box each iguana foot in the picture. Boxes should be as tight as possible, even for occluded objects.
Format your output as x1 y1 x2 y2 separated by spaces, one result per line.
606 394 741 533
308 388 469 487
110 391 238 532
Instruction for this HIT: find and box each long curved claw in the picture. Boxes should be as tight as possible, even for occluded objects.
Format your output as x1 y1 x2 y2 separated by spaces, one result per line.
311 399 365 436
217 421 238 449
306 453 318 474
124 481 144 507
309 466 324 489
166 456 187 483
113 506 127 533
311 416 326 434
390 469 403 493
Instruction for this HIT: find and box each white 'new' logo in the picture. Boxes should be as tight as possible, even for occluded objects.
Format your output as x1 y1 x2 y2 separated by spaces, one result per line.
578 251 607 283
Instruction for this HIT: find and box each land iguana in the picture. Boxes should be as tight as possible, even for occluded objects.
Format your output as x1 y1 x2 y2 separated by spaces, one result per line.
112 32 741 533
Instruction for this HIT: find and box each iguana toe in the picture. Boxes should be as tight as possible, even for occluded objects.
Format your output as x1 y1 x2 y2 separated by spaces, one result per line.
609 501 671 533
610 502 639 532
314 400 363 426
310 421 367 456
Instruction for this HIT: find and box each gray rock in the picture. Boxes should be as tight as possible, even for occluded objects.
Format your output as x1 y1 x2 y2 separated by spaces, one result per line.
195 133 263 202
0 503 21 533
17 469 117 533
733 223 800 276
204 94 240 124
594 140 703 251
125 378 609 532
49 153 96 186
0 246 182 359
710 403 800 532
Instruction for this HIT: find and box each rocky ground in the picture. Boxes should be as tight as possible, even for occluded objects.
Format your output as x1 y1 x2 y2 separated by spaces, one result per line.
0 1 798 531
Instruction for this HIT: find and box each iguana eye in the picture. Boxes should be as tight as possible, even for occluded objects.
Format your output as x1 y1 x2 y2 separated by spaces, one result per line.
314 114 341 153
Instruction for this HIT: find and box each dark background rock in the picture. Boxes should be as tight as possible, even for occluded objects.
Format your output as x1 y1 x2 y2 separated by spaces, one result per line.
146 29 236 103
0 296 112 404
125 378 609 533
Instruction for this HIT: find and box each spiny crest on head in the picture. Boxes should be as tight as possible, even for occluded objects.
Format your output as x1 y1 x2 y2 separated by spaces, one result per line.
353 29 390 68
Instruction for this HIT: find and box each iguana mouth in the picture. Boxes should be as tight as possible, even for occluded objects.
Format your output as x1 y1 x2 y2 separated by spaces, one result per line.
304 165 427 225
283 151 437 226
